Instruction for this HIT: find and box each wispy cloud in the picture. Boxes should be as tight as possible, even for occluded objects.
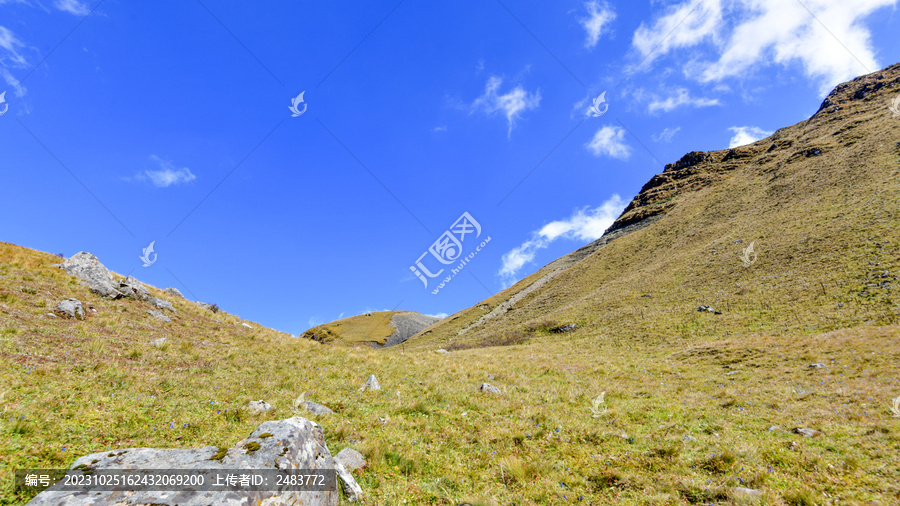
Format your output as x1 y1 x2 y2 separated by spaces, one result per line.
472 76 541 137
585 126 631 160
0 25 29 96
652 126 681 143
580 0 616 48
138 156 197 188
425 312 449 319
632 0 896 94
307 317 324 328
727 126 773 148
54 0 89 15
648 88 720 113
499 195 626 284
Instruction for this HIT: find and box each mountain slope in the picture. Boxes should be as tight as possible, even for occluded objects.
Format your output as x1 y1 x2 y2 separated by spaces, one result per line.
301 311 439 347
408 63 900 351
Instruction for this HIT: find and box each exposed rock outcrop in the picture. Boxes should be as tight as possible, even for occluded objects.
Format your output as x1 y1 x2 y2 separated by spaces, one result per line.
59 252 122 299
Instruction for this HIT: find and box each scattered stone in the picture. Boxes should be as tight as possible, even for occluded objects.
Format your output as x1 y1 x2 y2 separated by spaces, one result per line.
303 401 334 416
165 287 185 298
195 301 215 311
792 427 824 438
683 435 696 442
809 363 826 369
241 323 253 329
149 297 175 312
118 276 150 300
46 313 57 318
787 441 800 451
248 400 273 414
59 252 123 299
149 337 167 348
803 147 822 157
726 370 741 376
767 426 781 432
362 375 381 391
435 349 449 354
697 305 723 314
732 487 762 497
550 323 578 333
480 383 501 394
27 417 338 505
147 310 172 323
56 298 84 319
334 448 366 471
335 462 363 502
487 374 495 381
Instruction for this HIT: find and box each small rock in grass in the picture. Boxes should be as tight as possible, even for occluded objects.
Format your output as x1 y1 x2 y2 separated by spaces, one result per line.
767 425 781 432
697 305 723 314
732 487 762 497
435 349 449 354
248 400 273 414
792 427 823 438
362 374 381 391
241 323 253 329
335 462 363 502
334 448 366 470
164 287 184 298
149 337 167 348
57 298 85 319
809 363 826 369
480 383 501 394
147 310 171 323
149 297 175 312
303 401 334 415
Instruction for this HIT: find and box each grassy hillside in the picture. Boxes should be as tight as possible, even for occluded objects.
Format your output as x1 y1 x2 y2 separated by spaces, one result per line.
2 64 900 505
410 63 900 353
301 311 437 347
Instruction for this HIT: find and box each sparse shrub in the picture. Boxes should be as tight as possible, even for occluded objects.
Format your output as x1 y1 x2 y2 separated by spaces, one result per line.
700 450 736 474
498 456 539 485
783 488 823 506
19 287 36 295
384 451 416 475
524 319 558 332
447 330 531 351
125 348 142 360
224 407 245 424
210 303 219 313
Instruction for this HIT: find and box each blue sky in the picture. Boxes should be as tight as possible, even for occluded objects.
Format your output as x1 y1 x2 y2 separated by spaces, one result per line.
1 0 898 335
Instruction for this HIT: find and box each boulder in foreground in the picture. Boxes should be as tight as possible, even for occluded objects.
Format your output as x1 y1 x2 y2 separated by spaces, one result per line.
26 417 343 505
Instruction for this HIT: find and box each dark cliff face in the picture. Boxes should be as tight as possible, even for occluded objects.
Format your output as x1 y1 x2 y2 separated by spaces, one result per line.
604 62 900 236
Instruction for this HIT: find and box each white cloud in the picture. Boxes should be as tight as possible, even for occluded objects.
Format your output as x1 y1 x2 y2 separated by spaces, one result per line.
632 0 897 94
307 317 324 328
648 88 721 113
585 125 631 160
54 0 89 15
499 195 627 283
472 76 541 137
727 126 773 148
432 126 447 133
0 26 28 97
140 156 197 188
652 126 681 142
425 312 449 319
580 1 616 48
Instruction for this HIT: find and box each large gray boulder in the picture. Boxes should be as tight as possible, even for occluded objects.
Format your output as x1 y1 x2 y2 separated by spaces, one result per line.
27 417 341 505
118 276 150 301
56 298 85 319
60 252 122 299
